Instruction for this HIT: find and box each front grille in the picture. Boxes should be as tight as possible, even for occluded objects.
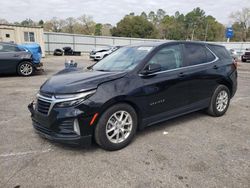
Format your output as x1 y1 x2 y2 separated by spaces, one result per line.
37 99 51 115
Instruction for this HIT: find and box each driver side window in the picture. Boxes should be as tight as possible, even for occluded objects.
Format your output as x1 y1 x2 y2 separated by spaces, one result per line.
148 44 183 71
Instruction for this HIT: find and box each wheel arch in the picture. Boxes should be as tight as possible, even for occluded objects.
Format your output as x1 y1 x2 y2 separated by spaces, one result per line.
16 59 33 70
16 60 33 75
97 97 143 131
217 79 233 98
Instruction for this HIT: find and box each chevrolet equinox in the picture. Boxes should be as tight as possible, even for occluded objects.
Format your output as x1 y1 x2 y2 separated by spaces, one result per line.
28 41 237 151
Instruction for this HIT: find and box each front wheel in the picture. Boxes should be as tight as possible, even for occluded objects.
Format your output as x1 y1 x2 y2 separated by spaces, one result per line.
95 103 137 151
207 85 230 117
17 61 34 76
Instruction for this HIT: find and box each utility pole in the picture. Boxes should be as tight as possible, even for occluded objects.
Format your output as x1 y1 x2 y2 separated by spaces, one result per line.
191 29 195 41
204 23 208 41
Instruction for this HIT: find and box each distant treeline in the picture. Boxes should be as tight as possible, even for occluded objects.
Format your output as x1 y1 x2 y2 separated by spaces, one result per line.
1 7 249 41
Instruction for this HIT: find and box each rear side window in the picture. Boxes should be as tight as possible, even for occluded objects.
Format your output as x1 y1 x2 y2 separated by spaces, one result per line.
0 44 20 52
208 45 231 60
184 44 207 66
205 47 216 62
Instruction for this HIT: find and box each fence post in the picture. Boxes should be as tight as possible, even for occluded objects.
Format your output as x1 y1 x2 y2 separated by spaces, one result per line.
73 34 75 51
94 36 96 48
47 33 50 55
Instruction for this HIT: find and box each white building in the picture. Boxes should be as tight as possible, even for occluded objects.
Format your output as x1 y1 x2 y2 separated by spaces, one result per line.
0 24 45 56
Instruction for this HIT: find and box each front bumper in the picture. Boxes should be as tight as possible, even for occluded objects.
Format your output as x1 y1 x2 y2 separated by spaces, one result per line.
28 101 95 147
33 120 92 146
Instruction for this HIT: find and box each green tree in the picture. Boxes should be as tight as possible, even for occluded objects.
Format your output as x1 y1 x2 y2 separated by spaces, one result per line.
148 11 157 25
38 20 44 26
111 15 158 38
140 12 147 19
184 7 206 40
20 18 36 26
95 23 103 36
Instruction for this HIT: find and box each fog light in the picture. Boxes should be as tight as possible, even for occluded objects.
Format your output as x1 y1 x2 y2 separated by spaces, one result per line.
73 119 80 135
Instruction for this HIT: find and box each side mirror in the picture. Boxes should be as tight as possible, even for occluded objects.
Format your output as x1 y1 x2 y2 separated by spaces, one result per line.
141 64 161 75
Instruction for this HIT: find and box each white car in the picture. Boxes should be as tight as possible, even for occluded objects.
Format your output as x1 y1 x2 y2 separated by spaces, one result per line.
89 46 121 61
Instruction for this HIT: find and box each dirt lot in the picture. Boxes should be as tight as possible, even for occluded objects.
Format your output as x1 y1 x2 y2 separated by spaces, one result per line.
0 56 250 188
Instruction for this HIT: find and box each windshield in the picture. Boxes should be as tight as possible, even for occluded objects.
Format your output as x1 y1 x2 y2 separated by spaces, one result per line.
92 46 154 72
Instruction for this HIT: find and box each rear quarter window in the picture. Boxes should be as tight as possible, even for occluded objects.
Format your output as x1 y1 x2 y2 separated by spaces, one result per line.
208 45 231 60
205 47 216 62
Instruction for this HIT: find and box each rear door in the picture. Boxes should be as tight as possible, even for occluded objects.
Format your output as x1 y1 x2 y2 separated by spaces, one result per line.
0 44 22 74
182 43 220 106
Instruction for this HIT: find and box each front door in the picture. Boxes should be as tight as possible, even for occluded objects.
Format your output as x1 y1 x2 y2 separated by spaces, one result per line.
140 44 189 123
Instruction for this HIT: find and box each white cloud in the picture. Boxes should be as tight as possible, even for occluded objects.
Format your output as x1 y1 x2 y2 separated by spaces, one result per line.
0 0 249 25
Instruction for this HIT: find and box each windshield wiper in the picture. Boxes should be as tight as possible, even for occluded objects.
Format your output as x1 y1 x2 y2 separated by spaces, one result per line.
95 69 111 72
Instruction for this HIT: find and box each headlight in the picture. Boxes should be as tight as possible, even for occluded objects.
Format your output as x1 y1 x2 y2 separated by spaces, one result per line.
55 90 96 108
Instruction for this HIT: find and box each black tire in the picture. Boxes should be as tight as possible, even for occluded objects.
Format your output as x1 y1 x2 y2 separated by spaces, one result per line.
242 58 246 62
207 85 230 117
95 103 138 151
17 61 34 76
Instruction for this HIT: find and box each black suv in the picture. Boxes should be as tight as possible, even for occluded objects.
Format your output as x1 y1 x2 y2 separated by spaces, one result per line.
28 41 237 151
0 42 34 76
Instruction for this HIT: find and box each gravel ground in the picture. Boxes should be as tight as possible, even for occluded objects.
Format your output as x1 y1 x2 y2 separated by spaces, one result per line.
0 56 250 188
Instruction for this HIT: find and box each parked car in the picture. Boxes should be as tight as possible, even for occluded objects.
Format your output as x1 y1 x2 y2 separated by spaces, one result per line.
28 41 237 151
0 42 40 76
241 49 250 62
89 46 121 61
18 43 42 64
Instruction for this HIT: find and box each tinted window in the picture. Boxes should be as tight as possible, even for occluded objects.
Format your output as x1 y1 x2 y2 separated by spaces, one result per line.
205 47 216 62
208 45 231 59
0 44 20 52
148 44 183 71
184 44 207 66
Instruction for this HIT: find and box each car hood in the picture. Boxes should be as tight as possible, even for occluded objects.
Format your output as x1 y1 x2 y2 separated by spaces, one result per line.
40 69 127 94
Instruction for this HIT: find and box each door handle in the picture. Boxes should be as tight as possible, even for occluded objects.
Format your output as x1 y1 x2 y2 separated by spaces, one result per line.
179 72 185 77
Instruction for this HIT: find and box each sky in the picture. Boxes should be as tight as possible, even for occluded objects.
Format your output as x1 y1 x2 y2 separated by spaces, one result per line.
0 0 249 25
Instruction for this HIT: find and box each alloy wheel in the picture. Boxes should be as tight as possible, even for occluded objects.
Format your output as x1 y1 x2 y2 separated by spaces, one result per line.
216 90 228 112
105 110 133 144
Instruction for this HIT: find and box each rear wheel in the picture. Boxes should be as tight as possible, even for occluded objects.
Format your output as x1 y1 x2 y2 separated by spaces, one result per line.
17 61 34 76
95 103 137 151
207 85 230 117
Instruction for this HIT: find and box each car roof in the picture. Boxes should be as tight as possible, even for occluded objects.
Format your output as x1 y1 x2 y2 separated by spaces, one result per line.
128 41 225 48
0 42 17 46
